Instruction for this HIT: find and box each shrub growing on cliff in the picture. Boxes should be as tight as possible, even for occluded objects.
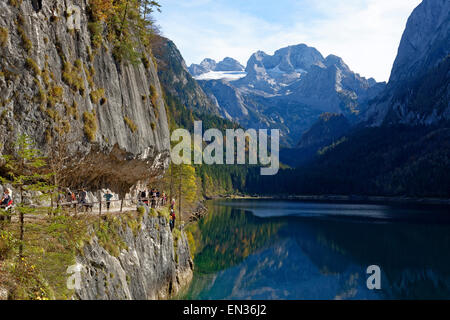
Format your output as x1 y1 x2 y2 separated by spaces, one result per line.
124 116 137 133
0 27 8 47
16 15 32 53
83 111 98 142
26 58 41 76
149 84 158 106
88 22 103 49
89 88 105 105
137 206 146 216
9 0 23 8
47 85 64 108
62 61 85 96
65 101 79 120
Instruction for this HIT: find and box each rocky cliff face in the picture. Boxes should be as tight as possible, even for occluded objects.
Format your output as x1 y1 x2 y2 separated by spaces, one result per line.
282 54 385 117
239 45 325 93
75 211 193 300
365 0 450 126
152 36 219 116
0 0 170 194
199 79 251 121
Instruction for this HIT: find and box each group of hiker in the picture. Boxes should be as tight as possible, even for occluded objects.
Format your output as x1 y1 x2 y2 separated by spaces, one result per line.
62 188 92 210
138 188 167 209
62 189 117 211
138 189 177 231
1 186 178 232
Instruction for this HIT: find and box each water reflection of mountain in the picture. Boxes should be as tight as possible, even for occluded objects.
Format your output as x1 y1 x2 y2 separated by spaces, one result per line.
187 236 380 300
185 201 450 300
290 217 450 299
193 203 284 274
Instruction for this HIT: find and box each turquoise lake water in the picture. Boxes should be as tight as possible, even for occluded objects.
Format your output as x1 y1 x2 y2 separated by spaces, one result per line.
183 199 450 300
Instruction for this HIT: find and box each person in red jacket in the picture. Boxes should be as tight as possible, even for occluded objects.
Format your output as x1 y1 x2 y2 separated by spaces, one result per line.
0 188 12 209
170 209 176 231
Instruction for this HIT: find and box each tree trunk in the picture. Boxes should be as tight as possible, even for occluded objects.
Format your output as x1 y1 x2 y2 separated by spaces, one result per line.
119 0 130 39
50 193 54 216
19 186 24 258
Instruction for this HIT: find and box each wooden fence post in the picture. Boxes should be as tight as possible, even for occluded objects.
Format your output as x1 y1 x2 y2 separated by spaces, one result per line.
98 190 102 217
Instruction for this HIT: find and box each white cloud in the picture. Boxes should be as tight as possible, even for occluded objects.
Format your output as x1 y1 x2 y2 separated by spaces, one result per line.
157 0 422 82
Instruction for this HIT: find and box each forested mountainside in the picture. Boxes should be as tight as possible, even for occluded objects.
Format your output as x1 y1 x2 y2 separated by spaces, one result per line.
280 113 351 168
151 36 220 119
246 125 450 197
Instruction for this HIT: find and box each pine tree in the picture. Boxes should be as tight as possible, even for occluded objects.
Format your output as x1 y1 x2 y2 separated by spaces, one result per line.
0 135 53 257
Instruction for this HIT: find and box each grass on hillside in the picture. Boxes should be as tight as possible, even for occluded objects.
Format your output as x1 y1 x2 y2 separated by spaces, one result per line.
0 208 153 300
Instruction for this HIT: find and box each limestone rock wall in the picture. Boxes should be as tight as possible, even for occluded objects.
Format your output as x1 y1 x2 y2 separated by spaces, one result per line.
75 211 193 300
0 0 171 194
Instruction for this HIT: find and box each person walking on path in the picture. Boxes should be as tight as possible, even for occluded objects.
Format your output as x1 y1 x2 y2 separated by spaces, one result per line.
140 190 148 206
151 189 157 209
161 192 167 206
170 208 176 231
71 192 77 208
104 190 113 211
79 189 87 204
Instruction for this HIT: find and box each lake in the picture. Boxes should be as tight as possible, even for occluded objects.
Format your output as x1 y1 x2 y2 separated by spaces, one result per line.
182 199 450 300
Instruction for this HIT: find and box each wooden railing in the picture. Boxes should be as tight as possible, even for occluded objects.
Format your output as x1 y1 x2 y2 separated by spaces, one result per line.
57 197 167 216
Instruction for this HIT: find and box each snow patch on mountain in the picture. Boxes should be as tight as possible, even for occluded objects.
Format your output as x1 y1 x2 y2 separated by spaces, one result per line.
194 71 247 81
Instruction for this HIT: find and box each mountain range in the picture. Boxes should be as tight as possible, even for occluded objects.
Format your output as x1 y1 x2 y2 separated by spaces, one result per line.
243 0 450 197
187 0 448 156
191 44 385 146
157 0 449 197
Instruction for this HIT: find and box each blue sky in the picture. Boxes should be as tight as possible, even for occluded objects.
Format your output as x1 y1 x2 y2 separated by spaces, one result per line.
156 0 421 82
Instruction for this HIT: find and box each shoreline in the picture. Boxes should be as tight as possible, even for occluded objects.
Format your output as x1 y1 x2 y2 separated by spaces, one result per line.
212 194 450 206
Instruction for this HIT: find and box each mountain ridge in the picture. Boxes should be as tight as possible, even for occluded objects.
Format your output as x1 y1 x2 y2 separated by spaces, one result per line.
189 57 244 77
191 43 385 146
365 0 450 126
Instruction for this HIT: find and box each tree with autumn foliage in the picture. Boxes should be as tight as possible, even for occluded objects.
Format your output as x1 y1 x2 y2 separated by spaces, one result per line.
87 0 161 65
160 163 197 225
